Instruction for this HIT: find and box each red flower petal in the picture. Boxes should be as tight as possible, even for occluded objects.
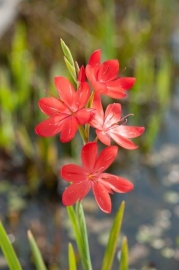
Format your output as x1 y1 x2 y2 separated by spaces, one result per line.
88 50 101 67
104 103 121 128
60 116 78 142
118 126 145 138
117 77 136 90
90 93 104 128
38 97 67 117
97 60 119 82
62 181 91 206
76 82 90 109
75 108 95 125
96 130 111 146
92 183 111 213
81 142 98 172
86 66 108 94
78 66 85 82
106 81 127 99
109 129 138 150
94 145 118 173
35 117 63 137
100 173 134 193
61 164 87 182
54 76 75 108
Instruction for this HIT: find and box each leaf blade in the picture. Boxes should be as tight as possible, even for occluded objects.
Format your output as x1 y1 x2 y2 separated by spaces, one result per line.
60 39 75 67
64 56 77 82
0 222 22 270
27 230 47 270
101 201 125 270
68 242 77 270
119 236 128 270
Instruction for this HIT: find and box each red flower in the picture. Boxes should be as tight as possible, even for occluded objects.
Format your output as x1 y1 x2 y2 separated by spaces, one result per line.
35 77 94 142
85 50 135 99
61 142 133 213
78 65 86 82
90 94 145 149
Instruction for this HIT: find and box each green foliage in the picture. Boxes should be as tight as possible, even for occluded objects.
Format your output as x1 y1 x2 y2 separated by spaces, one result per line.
67 201 126 270
28 230 47 270
0 222 22 270
102 201 125 270
129 51 172 150
68 243 77 270
67 204 92 270
0 22 59 193
119 236 129 270
0 222 48 270
0 203 129 270
60 39 77 83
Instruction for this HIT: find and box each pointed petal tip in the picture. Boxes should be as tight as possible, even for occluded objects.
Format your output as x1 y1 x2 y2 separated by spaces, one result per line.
98 199 112 214
78 66 85 82
118 77 136 90
125 181 134 191
102 208 111 214
129 145 138 150
88 50 101 67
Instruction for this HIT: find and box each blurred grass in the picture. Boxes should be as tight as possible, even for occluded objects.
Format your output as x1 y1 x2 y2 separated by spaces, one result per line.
0 0 177 192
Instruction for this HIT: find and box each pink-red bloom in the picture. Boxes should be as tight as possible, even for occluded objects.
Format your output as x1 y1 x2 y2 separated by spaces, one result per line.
85 50 135 99
35 76 94 142
90 94 145 149
61 142 133 213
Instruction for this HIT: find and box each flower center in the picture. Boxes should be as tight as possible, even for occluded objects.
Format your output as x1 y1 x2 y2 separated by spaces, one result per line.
88 174 98 183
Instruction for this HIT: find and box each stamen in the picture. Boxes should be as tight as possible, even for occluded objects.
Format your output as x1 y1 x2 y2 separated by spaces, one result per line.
112 67 127 81
88 174 98 184
107 113 134 131
119 113 134 125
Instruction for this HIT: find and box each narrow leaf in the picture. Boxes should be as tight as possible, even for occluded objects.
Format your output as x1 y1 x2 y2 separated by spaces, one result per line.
0 222 22 270
68 243 77 270
101 201 125 270
76 202 93 270
60 39 75 67
64 56 77 82
67 206 87 270
27 230 47 270
119 236 128 270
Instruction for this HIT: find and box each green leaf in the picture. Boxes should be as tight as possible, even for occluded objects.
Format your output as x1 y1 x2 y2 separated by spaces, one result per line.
60 39 75 67
76 202 93 270
101 201 125 270
27 230 47 270
68 243 77 270
119 236 128 270
67 206 87 269
64 56 77 82
0 221 22 270
60 39 77 83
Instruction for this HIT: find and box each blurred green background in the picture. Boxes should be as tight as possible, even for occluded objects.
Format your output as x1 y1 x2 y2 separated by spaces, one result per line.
0 0 179 269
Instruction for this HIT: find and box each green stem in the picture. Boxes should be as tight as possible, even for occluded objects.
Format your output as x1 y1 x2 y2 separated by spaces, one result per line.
78 125 88 144
76 201 93 270
94 136 98 143
67 206 88 270
85 91 95 138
